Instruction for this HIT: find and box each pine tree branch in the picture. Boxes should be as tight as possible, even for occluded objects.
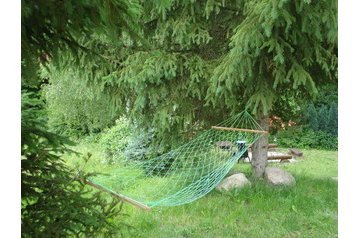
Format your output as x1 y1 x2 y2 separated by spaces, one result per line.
58 35 123 66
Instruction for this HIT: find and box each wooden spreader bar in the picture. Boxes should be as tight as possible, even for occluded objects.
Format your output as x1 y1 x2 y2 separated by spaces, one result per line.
79 178 151 211
211 126 268 134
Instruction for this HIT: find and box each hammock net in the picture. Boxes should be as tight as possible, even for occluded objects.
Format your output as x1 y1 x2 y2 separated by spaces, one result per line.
87 111 266 208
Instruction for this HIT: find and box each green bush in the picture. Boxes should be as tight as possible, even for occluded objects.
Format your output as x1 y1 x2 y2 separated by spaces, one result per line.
42 65 120 137
123 128 156 161
272 126 338 150
99 118 132 164
304 102 338 136
98 118 157 164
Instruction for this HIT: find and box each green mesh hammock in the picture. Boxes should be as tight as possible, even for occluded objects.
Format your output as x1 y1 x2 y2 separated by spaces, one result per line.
83 111 266 210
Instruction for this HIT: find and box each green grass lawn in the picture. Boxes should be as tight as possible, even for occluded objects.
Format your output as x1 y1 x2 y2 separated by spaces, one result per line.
64 145 337 238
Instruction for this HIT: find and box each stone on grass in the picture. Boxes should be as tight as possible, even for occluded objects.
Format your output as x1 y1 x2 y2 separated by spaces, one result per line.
216 173 251 192
226 168 243 177
264 167 296 186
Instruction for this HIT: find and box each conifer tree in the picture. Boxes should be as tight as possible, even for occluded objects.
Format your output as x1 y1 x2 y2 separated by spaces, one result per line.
327 103 338 136
23 0 338 191
317 106 329 131
306 103 319 131
108 0 337 177
21 1 142 235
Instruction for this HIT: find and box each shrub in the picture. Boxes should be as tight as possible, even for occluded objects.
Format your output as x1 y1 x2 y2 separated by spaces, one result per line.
42 65 120 137
99 118 157 164
326 103 338 136
304 102 338 136
306 103 319 131
272 126 338 150
99 118 132 164
123 128 156 161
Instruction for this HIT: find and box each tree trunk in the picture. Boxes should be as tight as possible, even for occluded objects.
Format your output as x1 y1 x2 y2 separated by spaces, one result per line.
251 114 269 178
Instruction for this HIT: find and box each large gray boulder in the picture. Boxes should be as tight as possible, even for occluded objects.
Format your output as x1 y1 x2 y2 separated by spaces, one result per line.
264 167 296 186
216 173 251 192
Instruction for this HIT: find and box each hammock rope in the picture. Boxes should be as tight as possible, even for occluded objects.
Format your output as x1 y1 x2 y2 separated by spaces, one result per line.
86 111 265 210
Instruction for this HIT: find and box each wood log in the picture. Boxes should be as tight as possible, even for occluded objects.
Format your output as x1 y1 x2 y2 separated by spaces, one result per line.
267 154 292 160
290 148 303 157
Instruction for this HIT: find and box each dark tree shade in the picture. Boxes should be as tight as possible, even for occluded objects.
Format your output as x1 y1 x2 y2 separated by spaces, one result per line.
21 1 142 236
21 92 127 237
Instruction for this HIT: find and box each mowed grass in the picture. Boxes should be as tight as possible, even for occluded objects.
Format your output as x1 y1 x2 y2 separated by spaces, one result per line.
64 145 338 238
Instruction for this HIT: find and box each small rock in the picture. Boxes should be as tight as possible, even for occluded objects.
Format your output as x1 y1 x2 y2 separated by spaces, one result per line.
264 167 296 186
216 173 251 191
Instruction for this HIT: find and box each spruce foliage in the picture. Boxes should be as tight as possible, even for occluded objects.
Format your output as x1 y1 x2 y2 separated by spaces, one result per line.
207 0 337 115
30 1 337 149
22 0 143 86
305 102 338 136
21 92 126 237
306 103 319 131
21 1 141 236
103 0 338 148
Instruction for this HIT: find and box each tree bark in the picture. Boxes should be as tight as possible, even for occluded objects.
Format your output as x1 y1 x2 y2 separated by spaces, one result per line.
251 114 269 178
